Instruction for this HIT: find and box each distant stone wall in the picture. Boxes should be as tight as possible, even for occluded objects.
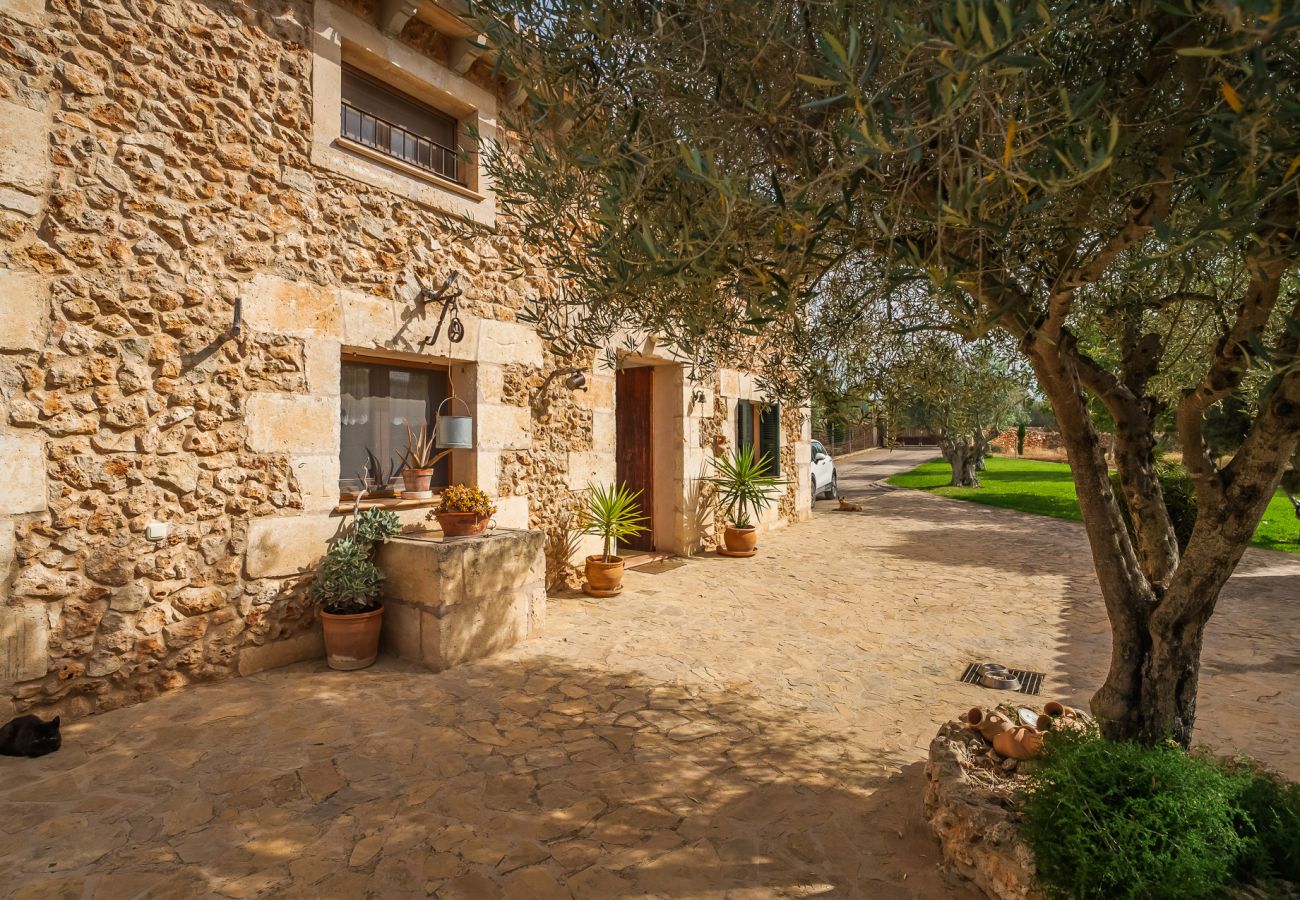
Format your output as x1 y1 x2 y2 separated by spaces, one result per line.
989 426 1113 459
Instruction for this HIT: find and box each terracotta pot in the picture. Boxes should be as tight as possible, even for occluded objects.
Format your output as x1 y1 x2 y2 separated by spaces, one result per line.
433 511 490 537
993 725 1044 760
320 605 383 671
585 554 625 593
723 525 758 553
401 468 434 493
968 707 1015 742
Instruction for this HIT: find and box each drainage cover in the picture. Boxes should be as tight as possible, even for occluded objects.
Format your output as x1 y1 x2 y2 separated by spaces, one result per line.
960 662 1044 695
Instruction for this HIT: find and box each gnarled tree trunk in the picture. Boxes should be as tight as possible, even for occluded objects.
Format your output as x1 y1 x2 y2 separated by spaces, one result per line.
939 437 980 486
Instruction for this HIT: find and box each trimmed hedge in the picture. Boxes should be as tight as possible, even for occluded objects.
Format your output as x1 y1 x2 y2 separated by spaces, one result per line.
1021 729 1300 899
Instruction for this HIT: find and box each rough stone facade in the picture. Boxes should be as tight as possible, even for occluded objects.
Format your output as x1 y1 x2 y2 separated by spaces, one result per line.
0 0 809 720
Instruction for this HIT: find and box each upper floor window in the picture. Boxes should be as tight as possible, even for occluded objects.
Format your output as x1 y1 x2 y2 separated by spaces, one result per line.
341 64 462 185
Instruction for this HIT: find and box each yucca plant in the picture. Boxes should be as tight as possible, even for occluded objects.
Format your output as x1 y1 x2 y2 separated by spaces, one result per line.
580 482 648 562
400 421 443 470
706 446 785 529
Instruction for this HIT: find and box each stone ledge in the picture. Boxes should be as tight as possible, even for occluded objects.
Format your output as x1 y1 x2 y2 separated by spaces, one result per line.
924 719 1040 900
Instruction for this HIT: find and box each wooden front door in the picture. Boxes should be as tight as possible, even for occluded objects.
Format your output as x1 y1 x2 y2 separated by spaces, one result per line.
616 367 655 552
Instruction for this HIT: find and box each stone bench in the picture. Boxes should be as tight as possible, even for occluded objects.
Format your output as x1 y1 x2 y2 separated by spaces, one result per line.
375 528 546 671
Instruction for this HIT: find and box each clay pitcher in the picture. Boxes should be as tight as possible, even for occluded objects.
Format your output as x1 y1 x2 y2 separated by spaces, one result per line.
967 707 1015 742
993 725 1044 760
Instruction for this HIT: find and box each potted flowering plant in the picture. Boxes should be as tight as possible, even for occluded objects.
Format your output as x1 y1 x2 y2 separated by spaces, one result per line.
313 507 401 670
579 482 648 596
431 484 496 537
705 446 784 556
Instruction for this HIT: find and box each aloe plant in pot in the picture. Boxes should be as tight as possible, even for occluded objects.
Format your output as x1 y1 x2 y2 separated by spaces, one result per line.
313 507 401 670
706 445 784 556
579 482 648 597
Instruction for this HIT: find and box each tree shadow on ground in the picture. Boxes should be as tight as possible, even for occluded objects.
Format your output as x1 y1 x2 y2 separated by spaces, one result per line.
0 655 980 899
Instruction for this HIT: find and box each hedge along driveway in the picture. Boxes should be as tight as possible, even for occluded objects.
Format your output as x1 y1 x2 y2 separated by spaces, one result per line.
886 456 1300 555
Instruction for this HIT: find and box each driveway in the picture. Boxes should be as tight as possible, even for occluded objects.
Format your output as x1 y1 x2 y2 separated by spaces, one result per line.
2 450 1296 899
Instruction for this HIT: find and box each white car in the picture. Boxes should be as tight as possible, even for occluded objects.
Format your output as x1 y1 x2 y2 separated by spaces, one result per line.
811 439 837 502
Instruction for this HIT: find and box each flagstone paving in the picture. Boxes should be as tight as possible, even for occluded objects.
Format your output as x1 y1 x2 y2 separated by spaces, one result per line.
2 448 1296 899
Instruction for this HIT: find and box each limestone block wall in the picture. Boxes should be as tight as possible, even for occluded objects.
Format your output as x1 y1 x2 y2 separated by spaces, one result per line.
0 0 809 720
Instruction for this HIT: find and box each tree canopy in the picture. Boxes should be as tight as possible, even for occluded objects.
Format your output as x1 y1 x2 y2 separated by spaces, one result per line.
480 0 1300 745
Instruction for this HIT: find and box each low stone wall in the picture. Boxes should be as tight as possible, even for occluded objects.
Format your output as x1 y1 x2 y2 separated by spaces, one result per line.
375 528 545 671
990 427 1114 460
924 720 1041 900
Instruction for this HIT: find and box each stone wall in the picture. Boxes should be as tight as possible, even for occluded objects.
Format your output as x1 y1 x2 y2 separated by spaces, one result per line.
0 0 808 720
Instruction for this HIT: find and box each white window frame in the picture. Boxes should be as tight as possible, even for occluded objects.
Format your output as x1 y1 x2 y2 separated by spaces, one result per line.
311 0 499 227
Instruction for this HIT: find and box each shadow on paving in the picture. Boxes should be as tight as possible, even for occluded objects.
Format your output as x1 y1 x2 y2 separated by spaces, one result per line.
0 656 978 899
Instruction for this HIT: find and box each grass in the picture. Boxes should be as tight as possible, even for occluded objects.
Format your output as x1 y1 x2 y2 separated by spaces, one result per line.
887 455 1299 555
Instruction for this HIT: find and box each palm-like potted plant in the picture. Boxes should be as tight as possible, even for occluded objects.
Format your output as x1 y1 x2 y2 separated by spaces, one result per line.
706 445 784 556
314 507 401 670
430 483 496 537
579 482 648 596
399 422 448 498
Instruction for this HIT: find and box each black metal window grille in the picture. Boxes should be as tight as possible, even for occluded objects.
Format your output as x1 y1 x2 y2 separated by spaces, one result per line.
340 66 462 184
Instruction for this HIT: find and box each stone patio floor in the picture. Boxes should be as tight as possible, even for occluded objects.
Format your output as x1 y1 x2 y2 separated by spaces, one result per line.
2 448 1297 899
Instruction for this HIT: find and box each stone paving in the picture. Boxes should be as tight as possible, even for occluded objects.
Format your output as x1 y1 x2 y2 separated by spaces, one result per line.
2 448 1297 899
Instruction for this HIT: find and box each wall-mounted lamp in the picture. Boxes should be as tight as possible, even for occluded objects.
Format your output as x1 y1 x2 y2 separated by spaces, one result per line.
532 366 588 414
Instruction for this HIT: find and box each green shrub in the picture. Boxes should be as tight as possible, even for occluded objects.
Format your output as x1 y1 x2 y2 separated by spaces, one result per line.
1021 728 1248 899
1110 462 1197 552
1227 759 1300 884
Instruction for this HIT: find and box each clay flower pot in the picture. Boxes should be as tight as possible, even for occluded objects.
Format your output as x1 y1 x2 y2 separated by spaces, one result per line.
320 605 383 671
401 467 434 495
433 511 491 537
584 555 625 595
722 525 758 554
992 725 1044 760
967 707 1015 742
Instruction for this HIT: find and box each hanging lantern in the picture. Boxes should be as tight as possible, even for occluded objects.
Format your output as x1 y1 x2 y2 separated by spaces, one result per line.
434 396 473 449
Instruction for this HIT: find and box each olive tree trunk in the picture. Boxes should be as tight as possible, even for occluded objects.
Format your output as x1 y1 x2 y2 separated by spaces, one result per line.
1025 327 1297 745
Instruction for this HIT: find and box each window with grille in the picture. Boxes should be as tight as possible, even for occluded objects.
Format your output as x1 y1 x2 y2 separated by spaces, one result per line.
340 64 462 184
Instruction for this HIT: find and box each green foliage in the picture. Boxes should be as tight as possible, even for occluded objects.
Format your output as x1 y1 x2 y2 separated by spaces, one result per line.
1227 758 1300 885
580 482 648 561
313 538 384 615
1202 394 1253 460
1016 423 1027 456
890 457 1296 553
705 445 784 528
1110 464 1197 552
1021 729 1249 900
354 507 401 545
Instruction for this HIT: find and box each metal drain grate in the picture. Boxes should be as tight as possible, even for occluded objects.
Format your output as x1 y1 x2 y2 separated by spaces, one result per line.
960 663 1044 695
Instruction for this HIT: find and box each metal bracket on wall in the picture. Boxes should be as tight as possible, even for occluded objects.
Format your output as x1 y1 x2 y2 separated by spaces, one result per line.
416 272 465 347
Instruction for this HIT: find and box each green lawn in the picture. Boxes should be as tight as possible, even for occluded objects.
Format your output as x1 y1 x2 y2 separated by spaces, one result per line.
887 456 1299 555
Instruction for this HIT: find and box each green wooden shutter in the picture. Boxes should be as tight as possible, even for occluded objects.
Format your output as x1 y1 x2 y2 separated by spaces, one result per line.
735 400 755 453
759 404 781 476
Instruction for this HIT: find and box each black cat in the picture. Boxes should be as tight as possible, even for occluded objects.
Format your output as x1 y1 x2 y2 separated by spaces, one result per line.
0 715 61 758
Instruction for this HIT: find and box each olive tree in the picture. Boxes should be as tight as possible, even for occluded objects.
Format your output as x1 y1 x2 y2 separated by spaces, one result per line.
478 0 1300 746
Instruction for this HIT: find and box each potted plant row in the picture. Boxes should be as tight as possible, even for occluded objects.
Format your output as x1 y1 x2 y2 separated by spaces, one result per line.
580 482 648 597
431 484 496 537
706 445 784 556
314 507 402 670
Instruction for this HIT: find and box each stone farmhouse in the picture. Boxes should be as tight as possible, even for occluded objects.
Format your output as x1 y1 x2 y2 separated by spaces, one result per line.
0 0 811 719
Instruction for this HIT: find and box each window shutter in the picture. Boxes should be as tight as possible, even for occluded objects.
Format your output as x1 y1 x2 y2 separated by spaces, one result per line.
735 400 755 454
759 405 781 476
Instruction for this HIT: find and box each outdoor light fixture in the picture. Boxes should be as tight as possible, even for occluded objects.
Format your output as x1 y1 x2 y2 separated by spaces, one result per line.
532 366 589 413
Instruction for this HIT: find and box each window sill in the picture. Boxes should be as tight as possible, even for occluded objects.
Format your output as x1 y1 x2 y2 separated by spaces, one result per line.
333 495 445 515
334 137 486 202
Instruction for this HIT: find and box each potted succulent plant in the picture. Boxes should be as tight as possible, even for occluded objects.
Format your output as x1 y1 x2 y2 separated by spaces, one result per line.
313 507 401 670
579 482 648 596
399 422 444 498
430 484 496 537
706 445 784 556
